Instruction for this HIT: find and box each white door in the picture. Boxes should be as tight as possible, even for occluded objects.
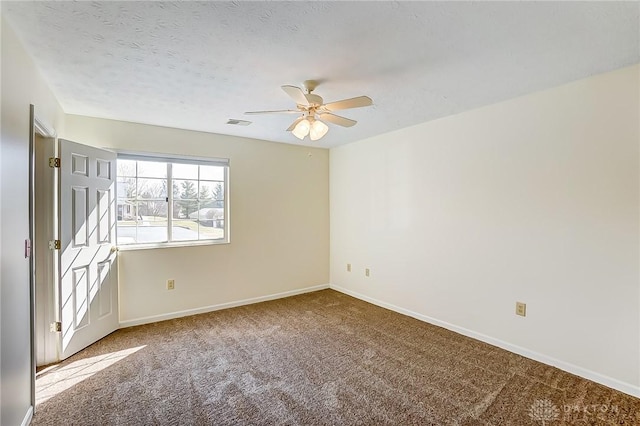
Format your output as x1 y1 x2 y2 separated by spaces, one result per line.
59 139 118 359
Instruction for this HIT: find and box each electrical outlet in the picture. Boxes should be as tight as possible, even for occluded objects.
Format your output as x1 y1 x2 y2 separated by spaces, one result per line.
347 263 351 272
365 268 370 277
167 279 175 290
516 301 526 317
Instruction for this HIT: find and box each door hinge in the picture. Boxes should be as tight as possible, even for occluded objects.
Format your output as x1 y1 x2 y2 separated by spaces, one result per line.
49 157 61 168
49 240 61 250
50 322 62 333
25 239 32 258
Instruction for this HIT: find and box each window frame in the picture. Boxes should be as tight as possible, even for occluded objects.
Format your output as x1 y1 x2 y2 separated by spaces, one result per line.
115 151 229 250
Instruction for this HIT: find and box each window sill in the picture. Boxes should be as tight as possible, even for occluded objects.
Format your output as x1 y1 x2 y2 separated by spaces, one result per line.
116 239 229 251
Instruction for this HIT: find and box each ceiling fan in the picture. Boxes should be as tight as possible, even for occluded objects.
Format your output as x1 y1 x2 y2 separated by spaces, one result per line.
245 80 373 141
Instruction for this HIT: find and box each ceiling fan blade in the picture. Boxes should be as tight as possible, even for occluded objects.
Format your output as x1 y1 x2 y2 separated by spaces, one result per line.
323 96 372 111
318 113 357 127
282 85 310 106
244 109 299 115
286 116 305 132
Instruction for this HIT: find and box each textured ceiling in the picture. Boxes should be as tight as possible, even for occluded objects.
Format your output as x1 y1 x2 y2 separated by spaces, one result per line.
2 1 639 148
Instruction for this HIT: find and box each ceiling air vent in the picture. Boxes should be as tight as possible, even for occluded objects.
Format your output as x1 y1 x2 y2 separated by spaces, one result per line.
227 119 251 126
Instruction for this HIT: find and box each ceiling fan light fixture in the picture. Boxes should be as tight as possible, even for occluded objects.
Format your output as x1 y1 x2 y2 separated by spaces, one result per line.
292 118 311 140
309 119 329 141
246 81 372 142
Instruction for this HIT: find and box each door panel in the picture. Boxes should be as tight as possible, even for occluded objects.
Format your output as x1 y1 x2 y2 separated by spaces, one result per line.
97 188 112 243
97 260 113 317
59 139 118 359
71 186 88 247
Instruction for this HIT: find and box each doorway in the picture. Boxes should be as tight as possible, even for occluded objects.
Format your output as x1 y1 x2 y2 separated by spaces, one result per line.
30 107 120 411
34 131 59 367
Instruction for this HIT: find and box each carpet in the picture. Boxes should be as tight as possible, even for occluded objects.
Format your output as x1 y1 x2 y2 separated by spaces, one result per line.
32 289 640 425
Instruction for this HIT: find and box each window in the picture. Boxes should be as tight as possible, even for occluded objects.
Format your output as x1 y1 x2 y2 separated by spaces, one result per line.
116 153 228 247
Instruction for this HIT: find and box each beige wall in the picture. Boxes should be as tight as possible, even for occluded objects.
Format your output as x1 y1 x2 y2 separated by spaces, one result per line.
1 17 66 426
330 65 640 396
63 115 330 324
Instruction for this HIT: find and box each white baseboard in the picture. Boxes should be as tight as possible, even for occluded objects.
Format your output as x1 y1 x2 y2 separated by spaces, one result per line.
119 283 330 328
21 406 33 426
330 283 640 399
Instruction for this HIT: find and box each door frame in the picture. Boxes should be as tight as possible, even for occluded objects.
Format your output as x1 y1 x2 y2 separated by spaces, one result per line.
33 127 58 367
29 104 58 411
